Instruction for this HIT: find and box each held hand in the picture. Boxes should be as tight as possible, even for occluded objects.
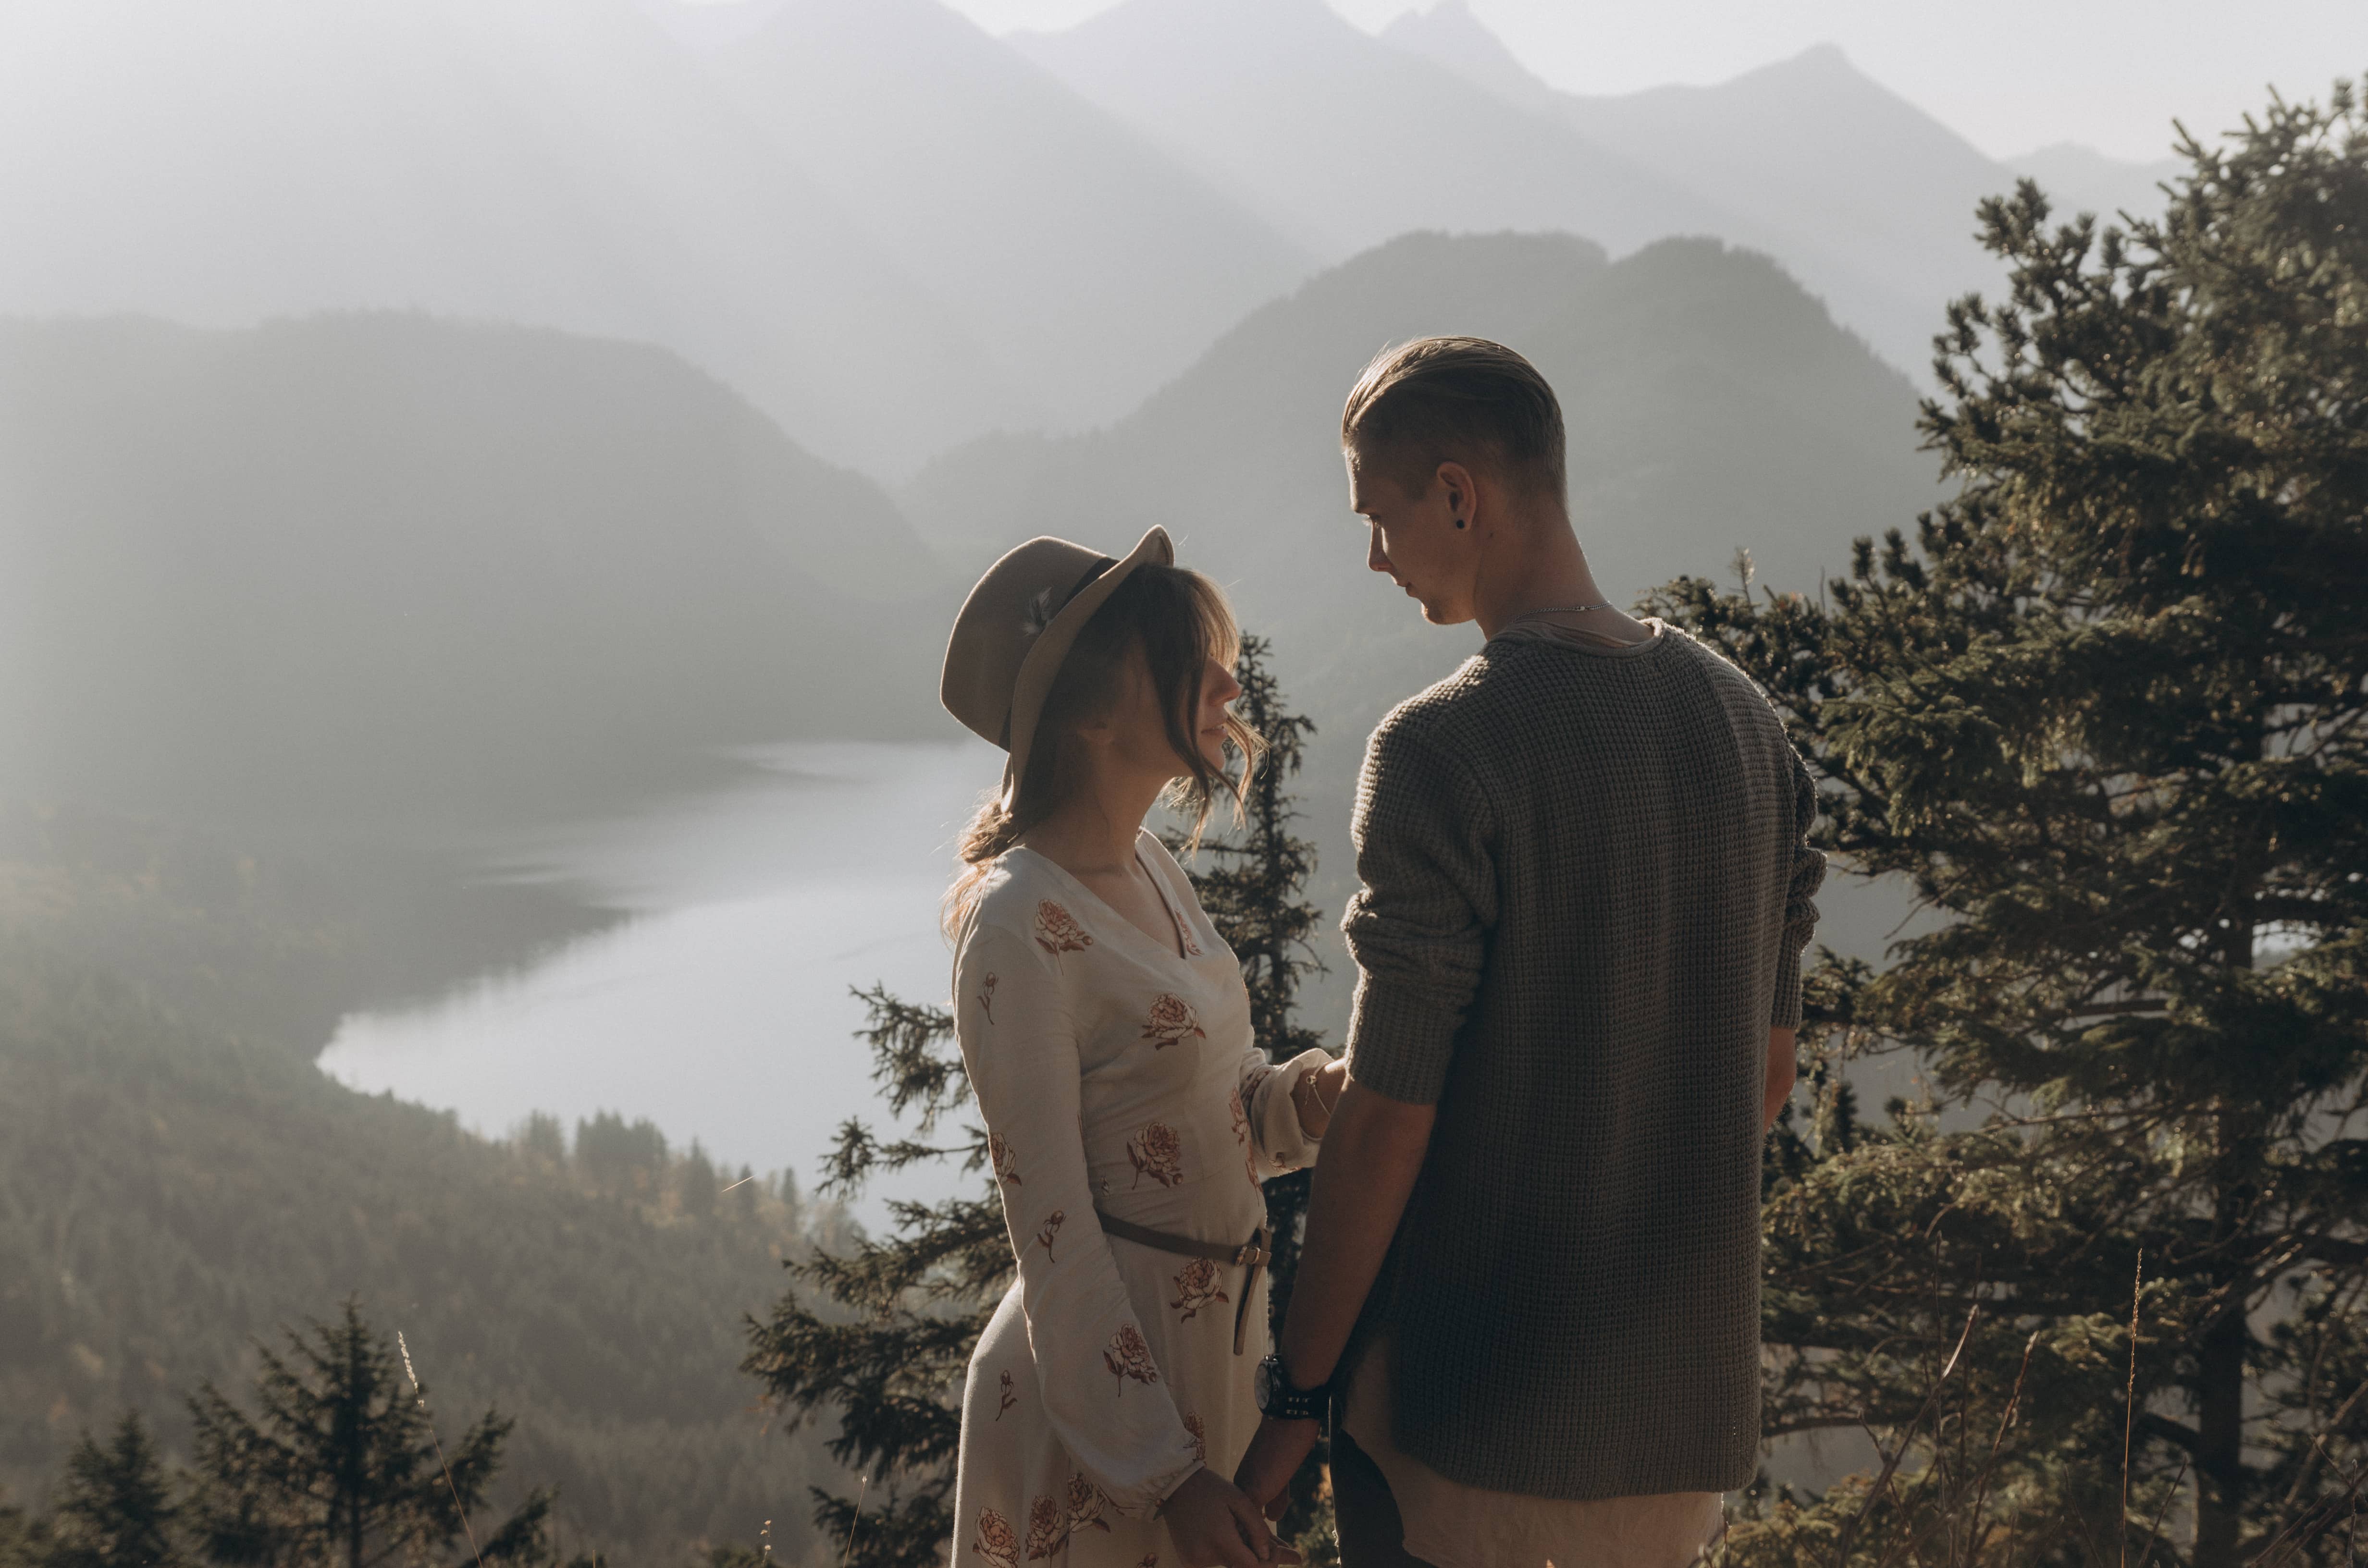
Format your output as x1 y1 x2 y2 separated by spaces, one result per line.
1233 1416 1322 1522
1161 1467 1294 1568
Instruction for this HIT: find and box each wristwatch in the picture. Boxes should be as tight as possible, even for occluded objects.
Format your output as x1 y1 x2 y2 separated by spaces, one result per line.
1254 1354 1329 1422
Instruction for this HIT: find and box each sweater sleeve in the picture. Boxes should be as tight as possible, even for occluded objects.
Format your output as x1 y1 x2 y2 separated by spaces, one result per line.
953 921 1203 1516
1770 745 1827 1029
1338 715 1500 1106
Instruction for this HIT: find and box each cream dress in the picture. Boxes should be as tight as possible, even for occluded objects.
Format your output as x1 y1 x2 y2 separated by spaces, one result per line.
950 831 1330 1568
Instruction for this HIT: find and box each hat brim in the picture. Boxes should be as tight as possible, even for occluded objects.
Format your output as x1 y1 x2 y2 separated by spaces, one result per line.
1002 525 1174 805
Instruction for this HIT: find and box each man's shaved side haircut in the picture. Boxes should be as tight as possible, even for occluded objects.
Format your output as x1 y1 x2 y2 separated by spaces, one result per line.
1342 336 1567 503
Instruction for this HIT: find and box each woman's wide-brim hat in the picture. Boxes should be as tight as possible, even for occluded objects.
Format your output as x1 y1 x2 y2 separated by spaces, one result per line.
941 526 1174 804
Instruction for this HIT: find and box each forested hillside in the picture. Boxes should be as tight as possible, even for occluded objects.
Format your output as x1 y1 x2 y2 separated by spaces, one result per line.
0 314 957 832
0 802 844 1563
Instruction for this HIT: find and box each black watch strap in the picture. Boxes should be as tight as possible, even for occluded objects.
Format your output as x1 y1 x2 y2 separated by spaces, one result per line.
1255 1354 1329 1422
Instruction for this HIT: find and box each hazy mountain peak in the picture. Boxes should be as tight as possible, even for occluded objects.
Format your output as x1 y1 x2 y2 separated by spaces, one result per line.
1019 0 1374 71
2009 141 2184 224
1377 0 1562 114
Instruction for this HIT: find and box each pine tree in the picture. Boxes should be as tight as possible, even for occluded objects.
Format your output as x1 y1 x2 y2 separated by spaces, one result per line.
682 1141 720 1221
41 1415 180 1568
1653 80 2368 1567
742 639 1328 1568
185 1298 553 1567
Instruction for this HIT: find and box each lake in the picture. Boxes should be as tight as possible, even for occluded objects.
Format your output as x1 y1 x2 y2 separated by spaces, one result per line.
319 738 1005 1220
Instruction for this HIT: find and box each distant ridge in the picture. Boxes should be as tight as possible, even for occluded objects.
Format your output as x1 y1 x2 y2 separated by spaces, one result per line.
1010 0 1746 260
0 0 1007 475
0 313 954 829
704 0 1313 433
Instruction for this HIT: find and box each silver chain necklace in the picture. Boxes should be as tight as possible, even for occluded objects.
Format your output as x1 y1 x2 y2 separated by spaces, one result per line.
1521 600 1613 615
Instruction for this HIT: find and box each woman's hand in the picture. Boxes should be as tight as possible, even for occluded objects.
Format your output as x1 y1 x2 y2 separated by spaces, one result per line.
1233 1416 1322 1522
1160 1466 1294 1568
1290 1058 1348 1141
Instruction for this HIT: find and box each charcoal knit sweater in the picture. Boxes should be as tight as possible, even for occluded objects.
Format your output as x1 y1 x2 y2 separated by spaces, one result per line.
1341 622 1825 1501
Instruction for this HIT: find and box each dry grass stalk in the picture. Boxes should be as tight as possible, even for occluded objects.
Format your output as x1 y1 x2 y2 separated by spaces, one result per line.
841 1474 869 1568
397 1330 487 1568
2121 1252 2141 1568
1832 1302 1982 1567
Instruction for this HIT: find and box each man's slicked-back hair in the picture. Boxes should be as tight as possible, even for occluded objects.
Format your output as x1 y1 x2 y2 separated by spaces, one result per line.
1341 336 1566 503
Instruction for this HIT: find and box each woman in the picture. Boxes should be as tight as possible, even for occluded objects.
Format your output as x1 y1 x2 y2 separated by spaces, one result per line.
939 527 1346 1568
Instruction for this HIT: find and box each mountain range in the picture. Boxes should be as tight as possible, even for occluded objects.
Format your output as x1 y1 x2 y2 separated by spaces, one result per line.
3 0 2180 478
1021 0 2182 385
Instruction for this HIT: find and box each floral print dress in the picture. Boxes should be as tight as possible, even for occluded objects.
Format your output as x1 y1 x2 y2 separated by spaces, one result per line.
951 831 1332 1568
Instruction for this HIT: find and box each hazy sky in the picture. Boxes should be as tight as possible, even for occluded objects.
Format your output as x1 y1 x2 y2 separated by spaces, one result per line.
929 0 2359 163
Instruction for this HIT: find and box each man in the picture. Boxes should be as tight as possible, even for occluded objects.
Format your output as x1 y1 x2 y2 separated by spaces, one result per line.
1234 338 1824 1568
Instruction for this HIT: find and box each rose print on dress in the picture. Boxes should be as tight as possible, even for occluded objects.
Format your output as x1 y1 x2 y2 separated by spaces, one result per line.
974 1507 1019 1568
1025 1495 1069 1560
1031 1209 1065 1263
1034 900 1092 961
1140 993 1206 1049
1066 1475 1112 1535
991 1132 1022 1187
1183 1412 1207 1465
997 1370 1017 1420
1170 1258 1230 1322
1128 1122 1184 1189
978 972 999 1023
1104 1322 1160 1392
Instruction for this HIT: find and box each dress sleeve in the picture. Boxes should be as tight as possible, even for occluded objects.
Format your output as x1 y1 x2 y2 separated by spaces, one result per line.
1338 715 1500 1106
954 919 1202 1516
1771 745 1827 1029
1238 1046 1334 1178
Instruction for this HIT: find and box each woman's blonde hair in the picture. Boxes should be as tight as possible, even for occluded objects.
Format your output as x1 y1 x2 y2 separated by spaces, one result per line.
944 563 1260 938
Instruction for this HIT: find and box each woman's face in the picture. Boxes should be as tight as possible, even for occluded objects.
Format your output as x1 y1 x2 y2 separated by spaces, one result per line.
1104 643 1244 782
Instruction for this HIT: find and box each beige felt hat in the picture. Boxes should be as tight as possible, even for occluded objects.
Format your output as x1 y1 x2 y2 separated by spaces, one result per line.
941 526 1175 803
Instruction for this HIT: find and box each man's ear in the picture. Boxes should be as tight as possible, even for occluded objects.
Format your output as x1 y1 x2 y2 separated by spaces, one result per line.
1436 460 1477 530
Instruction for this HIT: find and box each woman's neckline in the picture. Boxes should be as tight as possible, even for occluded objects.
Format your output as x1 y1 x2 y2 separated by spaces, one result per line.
1007 833 1201 968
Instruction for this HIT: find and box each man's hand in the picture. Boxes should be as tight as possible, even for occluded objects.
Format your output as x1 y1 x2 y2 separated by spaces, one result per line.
1161 1467 1293 1568
1234 1416 1322 1521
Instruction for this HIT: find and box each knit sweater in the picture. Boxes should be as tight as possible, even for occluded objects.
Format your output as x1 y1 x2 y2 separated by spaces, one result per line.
1341 621 1825 1502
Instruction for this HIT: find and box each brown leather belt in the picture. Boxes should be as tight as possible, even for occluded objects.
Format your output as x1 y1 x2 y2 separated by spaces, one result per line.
1094 1207 1271 1356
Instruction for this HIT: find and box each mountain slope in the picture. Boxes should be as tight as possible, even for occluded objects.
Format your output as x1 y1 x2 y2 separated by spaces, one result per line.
0 808 837 1563
1009 0 1742 260
0 314 956 831
703 0 1314 433
1381 3 2184 376
0 0 1007 473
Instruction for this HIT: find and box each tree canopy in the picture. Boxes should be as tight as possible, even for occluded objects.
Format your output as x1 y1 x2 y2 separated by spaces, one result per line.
1654 78 2368 1567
